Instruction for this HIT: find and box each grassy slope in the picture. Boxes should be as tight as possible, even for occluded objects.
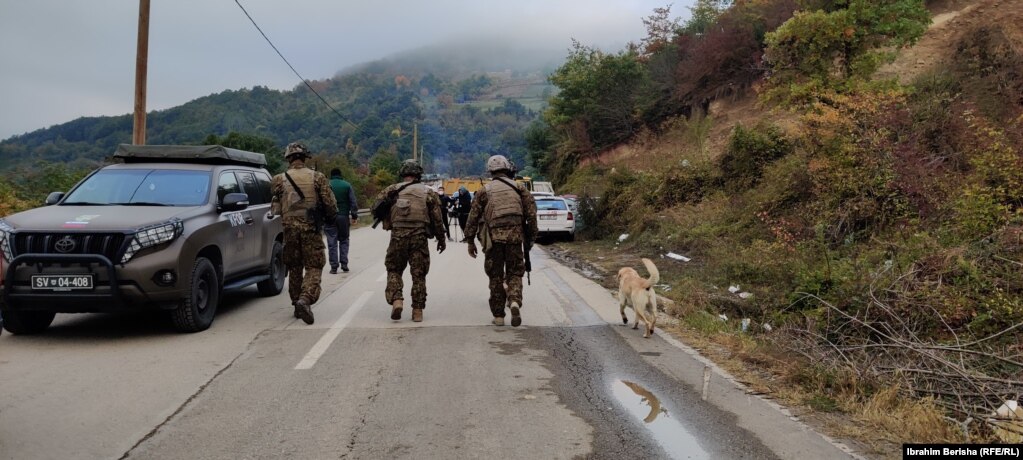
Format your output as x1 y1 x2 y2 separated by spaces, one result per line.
554 0 1023 456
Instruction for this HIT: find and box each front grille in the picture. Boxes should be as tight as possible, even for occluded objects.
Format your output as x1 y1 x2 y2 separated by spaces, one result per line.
13 232 127 261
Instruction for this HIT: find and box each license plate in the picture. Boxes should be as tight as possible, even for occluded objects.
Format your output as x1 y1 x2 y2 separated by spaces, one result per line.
31 275 94 291
540 215 558 220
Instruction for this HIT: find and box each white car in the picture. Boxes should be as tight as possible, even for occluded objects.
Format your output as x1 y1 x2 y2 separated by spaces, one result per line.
535 196 575 241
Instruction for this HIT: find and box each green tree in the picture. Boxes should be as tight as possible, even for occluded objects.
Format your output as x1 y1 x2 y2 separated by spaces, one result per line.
682 0 730 35
764 0 930 99
546 41 648 152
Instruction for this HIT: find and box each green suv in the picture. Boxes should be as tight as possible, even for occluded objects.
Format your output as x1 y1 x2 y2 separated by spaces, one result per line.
0 145 285 333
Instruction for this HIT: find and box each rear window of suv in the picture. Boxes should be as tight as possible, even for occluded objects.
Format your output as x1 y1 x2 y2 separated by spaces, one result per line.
64 169 212 206
536 199 567 211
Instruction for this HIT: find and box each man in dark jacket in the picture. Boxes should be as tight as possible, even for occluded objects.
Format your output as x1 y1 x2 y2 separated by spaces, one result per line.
325 168 359 274
437 188 454 242
454 186 472 242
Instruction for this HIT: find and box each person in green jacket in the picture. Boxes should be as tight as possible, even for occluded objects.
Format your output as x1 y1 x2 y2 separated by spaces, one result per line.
325 168 359 273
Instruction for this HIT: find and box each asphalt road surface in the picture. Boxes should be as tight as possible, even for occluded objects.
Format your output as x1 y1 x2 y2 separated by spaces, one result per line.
0 226 858 460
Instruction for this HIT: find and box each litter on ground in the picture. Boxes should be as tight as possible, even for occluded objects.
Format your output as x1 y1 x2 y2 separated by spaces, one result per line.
728 285 740 294
738 292 753 299
666 252 691 262
618 233 629 242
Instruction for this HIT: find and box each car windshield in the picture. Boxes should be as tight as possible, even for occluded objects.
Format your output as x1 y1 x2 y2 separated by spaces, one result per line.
536 199 567 211
63 169 211 206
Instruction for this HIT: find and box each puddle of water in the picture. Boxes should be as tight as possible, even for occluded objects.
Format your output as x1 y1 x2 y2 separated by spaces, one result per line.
611 380 710 460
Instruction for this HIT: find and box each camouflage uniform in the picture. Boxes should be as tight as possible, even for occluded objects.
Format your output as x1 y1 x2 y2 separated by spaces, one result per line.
377 181 446 311
465 175 538 320
270 150 338 311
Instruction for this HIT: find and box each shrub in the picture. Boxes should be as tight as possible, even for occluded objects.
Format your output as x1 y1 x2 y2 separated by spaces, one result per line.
719 123 793 191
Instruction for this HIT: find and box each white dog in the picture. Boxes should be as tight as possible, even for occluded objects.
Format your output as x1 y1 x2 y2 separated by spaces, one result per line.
616 258 660 338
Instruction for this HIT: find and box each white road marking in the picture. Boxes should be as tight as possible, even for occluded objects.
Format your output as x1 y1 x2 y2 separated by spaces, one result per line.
295 290 373 370
376 272 387 282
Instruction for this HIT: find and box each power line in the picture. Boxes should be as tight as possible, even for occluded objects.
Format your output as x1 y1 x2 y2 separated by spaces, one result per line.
233 0 360 133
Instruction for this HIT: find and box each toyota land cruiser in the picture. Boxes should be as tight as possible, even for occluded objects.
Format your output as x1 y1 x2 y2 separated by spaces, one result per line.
0 144 286 333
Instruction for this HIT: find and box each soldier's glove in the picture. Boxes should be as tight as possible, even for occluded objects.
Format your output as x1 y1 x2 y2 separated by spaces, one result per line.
437 238 447 254
467 241 478 259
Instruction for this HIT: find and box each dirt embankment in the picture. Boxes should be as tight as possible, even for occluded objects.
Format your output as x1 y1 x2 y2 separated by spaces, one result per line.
878 0 1023 84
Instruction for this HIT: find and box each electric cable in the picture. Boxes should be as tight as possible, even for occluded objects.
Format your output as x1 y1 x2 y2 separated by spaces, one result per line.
233 0 360 132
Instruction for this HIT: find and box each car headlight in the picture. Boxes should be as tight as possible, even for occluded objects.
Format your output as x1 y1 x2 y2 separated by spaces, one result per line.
121 219 184 264
0 219 14 262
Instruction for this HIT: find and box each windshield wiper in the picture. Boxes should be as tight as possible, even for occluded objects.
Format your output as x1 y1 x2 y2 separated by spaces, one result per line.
61 202 111 206
114 202 171 206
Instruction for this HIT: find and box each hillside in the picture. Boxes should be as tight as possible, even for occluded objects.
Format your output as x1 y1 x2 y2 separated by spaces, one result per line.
544 0 1022 454
0 44 559 177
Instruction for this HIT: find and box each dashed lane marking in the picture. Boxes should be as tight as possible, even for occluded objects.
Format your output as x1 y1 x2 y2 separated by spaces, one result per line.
294 290 373 370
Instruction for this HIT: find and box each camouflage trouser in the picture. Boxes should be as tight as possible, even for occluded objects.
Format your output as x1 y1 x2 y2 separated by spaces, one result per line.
484 242 525 318
283 227 326 305
384 234 430 309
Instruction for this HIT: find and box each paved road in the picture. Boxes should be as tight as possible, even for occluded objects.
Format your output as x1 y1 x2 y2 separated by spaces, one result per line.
0 226 857 460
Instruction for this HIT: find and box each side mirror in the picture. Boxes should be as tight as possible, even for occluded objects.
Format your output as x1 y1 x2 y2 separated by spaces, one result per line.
45 192 65 206
220 193 249 212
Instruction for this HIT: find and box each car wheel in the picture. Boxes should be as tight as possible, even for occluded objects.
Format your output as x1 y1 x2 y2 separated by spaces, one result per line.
257 240 285 297
171 257 219 333
566 232 575 242
0 302 55 335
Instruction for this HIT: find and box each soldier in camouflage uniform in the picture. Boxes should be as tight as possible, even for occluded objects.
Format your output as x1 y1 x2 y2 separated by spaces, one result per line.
465 155 538 327
376 160 446 322
270 142 338 325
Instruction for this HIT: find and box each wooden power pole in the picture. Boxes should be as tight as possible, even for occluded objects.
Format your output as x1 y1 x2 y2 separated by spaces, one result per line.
412 122 418 163
132 0 151 145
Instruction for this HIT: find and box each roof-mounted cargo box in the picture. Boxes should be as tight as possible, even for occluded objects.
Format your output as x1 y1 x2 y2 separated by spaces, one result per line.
114 144 268 167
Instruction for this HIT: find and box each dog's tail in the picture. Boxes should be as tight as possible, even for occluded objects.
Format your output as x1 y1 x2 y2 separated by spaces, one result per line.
641 258 659 289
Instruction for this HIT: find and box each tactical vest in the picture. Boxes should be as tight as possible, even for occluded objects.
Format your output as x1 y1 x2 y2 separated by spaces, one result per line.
282 168 317 219
484 180 523 229
390 183 430 229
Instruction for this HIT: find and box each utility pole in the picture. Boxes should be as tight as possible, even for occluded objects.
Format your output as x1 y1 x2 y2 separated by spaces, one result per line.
132 0 151 145
412 122 418 163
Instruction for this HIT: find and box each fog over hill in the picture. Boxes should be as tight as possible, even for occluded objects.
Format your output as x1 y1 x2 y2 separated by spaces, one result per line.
0 40 561 177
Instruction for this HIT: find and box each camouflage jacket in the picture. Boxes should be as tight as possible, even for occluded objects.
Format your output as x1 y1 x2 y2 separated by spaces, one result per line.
270 163 338 232
465 178 538 245
376 181 445 239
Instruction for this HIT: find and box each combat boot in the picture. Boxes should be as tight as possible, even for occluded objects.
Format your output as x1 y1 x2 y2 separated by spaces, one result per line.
492 317 505 326
390 299 403 320
292 300 300 318
412 308 423 322
295 299 315 325
510 301 522 327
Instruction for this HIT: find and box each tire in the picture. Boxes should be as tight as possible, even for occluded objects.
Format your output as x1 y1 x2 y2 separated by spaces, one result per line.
171 257 220 333
0 302 56 335
257 240 285 297
565 232 576 242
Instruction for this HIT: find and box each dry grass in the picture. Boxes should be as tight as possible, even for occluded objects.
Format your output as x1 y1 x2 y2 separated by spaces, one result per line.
856 387 964 445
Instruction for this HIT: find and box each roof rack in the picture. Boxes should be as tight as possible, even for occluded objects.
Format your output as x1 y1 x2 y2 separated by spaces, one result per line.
114 144 267 167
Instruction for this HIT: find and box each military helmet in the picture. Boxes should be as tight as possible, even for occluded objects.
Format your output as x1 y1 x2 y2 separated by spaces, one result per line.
398 159 424 177
486 155 515 174
284 142 310 159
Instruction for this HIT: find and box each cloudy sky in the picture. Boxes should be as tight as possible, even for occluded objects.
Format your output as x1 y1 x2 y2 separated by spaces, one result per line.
0 0 695 140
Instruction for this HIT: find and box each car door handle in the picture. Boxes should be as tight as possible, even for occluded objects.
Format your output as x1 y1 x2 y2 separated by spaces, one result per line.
244 216 254 225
